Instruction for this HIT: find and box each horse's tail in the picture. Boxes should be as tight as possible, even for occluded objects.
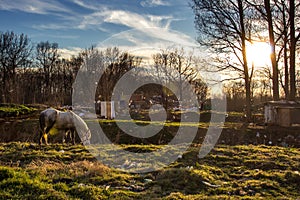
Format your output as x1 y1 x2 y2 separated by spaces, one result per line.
39 108 57 133
39 112 46 131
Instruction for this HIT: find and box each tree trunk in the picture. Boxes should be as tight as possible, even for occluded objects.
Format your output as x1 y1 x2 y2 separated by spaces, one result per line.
264 0 279 101
280 0 290 99
289 0 296 101
238 0 252 121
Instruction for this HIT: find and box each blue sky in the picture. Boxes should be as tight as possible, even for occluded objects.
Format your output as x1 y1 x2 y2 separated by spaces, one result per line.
0 0 198 57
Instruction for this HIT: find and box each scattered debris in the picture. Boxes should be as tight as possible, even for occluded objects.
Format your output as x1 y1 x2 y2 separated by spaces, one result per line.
143 179 153 184
268 141 272 145
78 183 86 187
202 181 221 188
120 160 142 169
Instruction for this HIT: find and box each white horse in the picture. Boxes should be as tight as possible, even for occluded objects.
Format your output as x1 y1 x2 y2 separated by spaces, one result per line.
39 108 91 145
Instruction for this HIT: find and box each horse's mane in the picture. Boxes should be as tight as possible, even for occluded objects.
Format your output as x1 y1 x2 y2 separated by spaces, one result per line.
69 111 91 145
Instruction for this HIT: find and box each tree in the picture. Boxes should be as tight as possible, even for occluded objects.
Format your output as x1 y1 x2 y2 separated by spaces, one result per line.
0 31 32 103
224 81 246 111
36 41 60 103
152 48 200 109
97 47 141 101
264 0 279 100
191 0 256 121
289 0 297 100
73 46 141 106
248 0 300 100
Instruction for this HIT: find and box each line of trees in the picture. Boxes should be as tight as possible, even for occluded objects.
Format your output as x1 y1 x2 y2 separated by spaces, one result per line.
0 31 82 105
191 0 299 120
1 13 298 114
0 31 207 107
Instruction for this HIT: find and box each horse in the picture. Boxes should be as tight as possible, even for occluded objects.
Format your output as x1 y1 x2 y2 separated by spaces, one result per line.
39 108 91 145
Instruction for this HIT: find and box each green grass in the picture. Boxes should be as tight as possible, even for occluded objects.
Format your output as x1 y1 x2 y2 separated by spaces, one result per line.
0 142 299 199
0 104 37 118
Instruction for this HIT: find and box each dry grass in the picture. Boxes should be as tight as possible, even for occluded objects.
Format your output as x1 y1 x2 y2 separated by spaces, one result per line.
0 142 300 199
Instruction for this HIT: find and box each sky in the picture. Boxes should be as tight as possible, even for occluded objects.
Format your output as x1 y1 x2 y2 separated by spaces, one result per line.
0 0 199 58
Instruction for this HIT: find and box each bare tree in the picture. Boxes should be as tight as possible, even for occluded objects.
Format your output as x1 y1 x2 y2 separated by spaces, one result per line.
224 81 246 112
152 48 200 108
0 31 32 103
248 0 300 100
289 0 298 100
97 47 141 101
264 0 280 100
73 46 141 105
191 0 256 121
36 41 60 103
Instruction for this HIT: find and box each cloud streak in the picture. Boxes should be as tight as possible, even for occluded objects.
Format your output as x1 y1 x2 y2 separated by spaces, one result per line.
0 0 71 15
140 0 171 7
1 0 197 55
79 9 196 47
59 47 83 59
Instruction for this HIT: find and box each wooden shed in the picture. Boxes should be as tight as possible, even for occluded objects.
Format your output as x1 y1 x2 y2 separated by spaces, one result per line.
100 101 115 119
264 101 300 127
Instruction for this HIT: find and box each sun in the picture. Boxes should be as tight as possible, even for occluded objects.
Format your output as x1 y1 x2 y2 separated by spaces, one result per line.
246 42 272 67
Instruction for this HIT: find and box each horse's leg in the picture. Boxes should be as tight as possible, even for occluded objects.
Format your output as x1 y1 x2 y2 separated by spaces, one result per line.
39 114 45 146
63 130 70 144
65 129 75 145
62 130 65 144
71 129 76 145
43 133 48 145
39 131 48 145
39 130 44 146
39 127 48 145
43 126 52 145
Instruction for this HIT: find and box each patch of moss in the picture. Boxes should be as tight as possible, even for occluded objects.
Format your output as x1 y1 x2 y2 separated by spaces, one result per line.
0 104 37 117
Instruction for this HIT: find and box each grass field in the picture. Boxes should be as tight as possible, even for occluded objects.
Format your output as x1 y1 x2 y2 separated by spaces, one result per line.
0 142 299 199
0 105 299 199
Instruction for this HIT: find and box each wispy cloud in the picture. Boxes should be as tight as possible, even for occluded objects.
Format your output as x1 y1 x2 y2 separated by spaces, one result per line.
77 9 174 32
59 47 83 59
32 23 73 30
140 0 170 7
0 0 71 15
79 9 196 47
31 33 79 40
1 0 196 55
71 0 105 11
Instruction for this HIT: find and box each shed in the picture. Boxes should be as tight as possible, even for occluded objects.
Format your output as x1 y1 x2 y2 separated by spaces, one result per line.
100 101 115 119
264 101 300 127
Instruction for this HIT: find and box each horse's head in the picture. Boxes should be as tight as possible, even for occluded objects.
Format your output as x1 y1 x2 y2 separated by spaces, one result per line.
70 111 91 145
82 129 91 145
